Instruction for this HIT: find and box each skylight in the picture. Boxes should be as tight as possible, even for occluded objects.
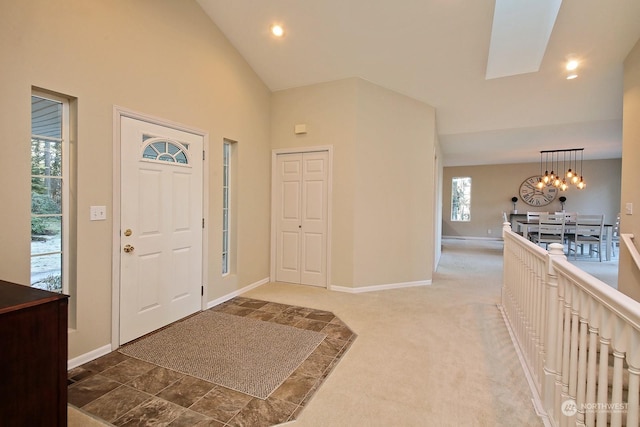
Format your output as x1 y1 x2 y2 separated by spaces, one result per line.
486 0 562 79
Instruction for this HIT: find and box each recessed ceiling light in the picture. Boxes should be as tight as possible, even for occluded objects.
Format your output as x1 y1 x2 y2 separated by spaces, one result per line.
566 60 579 71
271 24 284 37
565 59 579 79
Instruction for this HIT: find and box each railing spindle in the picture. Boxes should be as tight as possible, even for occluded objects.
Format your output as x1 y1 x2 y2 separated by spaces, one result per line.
596 337 610 427
627 365 639 427
585 326 599 427
576 317 589 425
610 350 625 427
569 307 580 400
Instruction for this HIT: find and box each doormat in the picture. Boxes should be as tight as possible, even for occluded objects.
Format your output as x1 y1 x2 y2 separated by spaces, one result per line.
118 310 326 399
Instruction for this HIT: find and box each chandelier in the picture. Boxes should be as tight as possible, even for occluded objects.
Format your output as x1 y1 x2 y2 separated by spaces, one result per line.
535 148 586 191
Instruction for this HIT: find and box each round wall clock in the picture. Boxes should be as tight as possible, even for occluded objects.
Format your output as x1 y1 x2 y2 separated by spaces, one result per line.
518 176 558 206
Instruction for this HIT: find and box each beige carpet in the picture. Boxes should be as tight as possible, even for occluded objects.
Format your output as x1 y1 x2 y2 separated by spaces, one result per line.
118 310 325 399
244 239 545 426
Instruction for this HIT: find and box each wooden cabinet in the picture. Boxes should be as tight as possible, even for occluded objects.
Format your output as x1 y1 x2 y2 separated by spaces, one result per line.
0 280 69 426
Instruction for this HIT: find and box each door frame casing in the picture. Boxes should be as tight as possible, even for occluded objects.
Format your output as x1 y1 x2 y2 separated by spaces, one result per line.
270 146 333 288
111 106 209 350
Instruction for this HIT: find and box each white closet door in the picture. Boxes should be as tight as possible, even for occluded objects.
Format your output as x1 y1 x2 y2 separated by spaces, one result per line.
275 151 328 286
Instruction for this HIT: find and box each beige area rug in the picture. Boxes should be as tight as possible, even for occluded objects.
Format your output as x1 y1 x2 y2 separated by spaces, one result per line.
118 310 326 399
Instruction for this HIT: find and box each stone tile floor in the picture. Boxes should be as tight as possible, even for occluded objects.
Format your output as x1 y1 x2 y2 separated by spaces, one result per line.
68 297 356 426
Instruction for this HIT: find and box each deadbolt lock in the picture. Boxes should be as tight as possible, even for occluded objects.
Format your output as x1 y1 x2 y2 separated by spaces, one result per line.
124 229 132 236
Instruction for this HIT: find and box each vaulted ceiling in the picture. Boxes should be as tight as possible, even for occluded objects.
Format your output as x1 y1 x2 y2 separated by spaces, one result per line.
196 0 640 166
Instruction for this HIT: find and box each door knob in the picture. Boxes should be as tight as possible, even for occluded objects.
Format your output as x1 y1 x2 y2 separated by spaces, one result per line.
123 244 135 253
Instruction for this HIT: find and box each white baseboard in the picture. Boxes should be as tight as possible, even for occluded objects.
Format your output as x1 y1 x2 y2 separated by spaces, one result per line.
206 277 270 309
331 279 431 294
68 344 112 370
68 277 270 369
442 235 503 241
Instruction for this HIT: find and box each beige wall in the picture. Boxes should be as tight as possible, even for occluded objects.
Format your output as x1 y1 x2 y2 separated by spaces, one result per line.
443 159 622 238
0 0 271 359
271 79 358 286
353 80 436 286
271 78 436 288
619 38 640 300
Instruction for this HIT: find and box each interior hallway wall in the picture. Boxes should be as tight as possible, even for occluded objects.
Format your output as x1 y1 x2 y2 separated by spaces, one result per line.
619 37 640 301
0 0 272 359
271 78 436 289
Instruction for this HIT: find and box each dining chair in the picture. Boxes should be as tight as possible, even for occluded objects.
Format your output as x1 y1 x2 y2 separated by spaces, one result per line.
526 211 545 238
556 212 577 244
530 213 565 248
611 213 621 257
556 212 577 223
527 211 544 221
567 214 605 261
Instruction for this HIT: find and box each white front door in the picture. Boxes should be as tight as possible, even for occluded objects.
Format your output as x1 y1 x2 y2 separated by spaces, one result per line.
119 116 203 344
275 151 328 286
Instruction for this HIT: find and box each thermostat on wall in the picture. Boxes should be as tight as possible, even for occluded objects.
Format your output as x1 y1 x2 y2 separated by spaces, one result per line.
294 124 307 134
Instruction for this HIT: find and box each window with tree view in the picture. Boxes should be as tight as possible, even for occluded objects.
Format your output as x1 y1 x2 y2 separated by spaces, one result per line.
222 141 230 275
451 177 471 222
31 93 68 293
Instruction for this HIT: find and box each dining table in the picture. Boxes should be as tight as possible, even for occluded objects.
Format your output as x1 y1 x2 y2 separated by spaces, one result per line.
516 220 614 261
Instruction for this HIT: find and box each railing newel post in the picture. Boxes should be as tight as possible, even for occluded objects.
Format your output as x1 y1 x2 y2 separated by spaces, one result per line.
502 221 512 236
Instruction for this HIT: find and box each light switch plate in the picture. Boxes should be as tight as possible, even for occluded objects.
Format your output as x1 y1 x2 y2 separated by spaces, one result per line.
626 202 633 215
90 205 107 221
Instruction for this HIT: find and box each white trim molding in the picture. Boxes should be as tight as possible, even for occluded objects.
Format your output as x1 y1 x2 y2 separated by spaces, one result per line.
331 279 431 294
206 277 270 309
68 344 112 370
442 235 503 241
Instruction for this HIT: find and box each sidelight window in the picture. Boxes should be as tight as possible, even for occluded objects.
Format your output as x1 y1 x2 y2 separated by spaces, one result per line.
222 140 231 275
31 92 69 293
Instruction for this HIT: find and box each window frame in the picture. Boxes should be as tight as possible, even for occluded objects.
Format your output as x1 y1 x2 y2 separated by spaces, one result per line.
30 90 70 293
222 140 231 276
451 176 472 222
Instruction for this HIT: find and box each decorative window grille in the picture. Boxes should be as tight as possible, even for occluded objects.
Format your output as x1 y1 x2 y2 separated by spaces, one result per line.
31 93 69 293
141 137 189 165
222 141 230 275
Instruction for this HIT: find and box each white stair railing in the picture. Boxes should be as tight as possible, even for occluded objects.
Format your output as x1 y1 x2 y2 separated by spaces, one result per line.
502 222 640 427
502 222 549 397
621 233 640 271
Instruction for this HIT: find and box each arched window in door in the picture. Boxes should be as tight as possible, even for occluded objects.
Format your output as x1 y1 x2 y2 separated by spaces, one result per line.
141 137 190 165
